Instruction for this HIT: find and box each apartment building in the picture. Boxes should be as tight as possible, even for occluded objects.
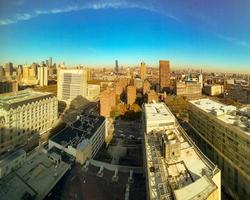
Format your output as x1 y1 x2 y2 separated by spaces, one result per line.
188 99 250 199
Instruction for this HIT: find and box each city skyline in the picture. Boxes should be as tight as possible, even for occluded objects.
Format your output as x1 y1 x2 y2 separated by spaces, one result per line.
0 0 250 72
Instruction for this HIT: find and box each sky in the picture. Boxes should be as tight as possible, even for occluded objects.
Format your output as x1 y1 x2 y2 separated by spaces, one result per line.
0 0 250 72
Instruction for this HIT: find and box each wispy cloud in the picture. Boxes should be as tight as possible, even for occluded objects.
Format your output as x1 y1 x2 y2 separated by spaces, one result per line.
214 33 250 49
0 1 161 26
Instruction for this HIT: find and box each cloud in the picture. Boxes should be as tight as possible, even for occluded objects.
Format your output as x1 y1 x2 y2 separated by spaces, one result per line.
0 1 162 26
214 33 250 49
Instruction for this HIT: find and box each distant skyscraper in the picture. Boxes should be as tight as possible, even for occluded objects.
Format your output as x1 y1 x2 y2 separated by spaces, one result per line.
159 60 170 91
57 68 87 104
4 62 14 79
49 57 52 67
115 60 119 73
199 69 203 88
38 66 48 86
140 62 147 80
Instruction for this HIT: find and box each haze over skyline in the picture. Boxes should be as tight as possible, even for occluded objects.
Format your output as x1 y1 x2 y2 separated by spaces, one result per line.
0 0 250 72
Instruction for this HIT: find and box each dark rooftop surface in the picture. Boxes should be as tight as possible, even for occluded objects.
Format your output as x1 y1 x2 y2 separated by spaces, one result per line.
51 114 105 148
44 164 146 200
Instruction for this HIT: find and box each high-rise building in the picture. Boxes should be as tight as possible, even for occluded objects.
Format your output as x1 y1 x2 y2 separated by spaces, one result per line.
143 102 221 200
159 60 170 91
140 62 147 80
4 62 14 79
0 90 58 155
115 60 119 73
57 68 87 104
38 66 48 86
188 99 250 199
49 57 52 67
127 85 136 105
100 89 116 117
199 72 203 88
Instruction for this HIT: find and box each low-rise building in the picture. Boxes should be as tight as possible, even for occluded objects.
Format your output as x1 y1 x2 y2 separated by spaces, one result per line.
0 81 18 94
143 102 221 200
49 114 106 164
0 149 26 178
175 81 202 99
227 86 250 104
0 150 70 199
203 85 224 96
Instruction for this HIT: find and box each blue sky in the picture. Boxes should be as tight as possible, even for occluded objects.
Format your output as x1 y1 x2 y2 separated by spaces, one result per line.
0 0 250 72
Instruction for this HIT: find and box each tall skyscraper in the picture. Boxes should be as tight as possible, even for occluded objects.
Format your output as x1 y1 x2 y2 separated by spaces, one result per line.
57 68 87 104
140 62 146 80
38 66 48 86
49 57 52 67
159 60 170 91
115 60 119 73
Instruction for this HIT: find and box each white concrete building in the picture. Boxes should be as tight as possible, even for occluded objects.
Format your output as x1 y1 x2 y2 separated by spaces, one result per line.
144 102 176 134
57 68 88 104
0 89 58 155
188 98 250 199
38 66 48 86
203 85 224 96
143 102 221 200
49 114 106 164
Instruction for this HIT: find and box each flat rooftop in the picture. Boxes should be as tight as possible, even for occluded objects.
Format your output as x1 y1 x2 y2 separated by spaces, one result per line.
144 103 219 199
51 114 105 148
145 128 218 200
144 102 175 122
0 89 55 110
189 98 250 136
0 151 70 200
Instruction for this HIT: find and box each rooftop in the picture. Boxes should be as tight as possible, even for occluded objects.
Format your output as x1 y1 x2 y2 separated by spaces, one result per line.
50 114 105 149
189 98 250 136
144 102 219 200
0 151 70 200
0 149 26 168
144 102 175 122
0 89 55 110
